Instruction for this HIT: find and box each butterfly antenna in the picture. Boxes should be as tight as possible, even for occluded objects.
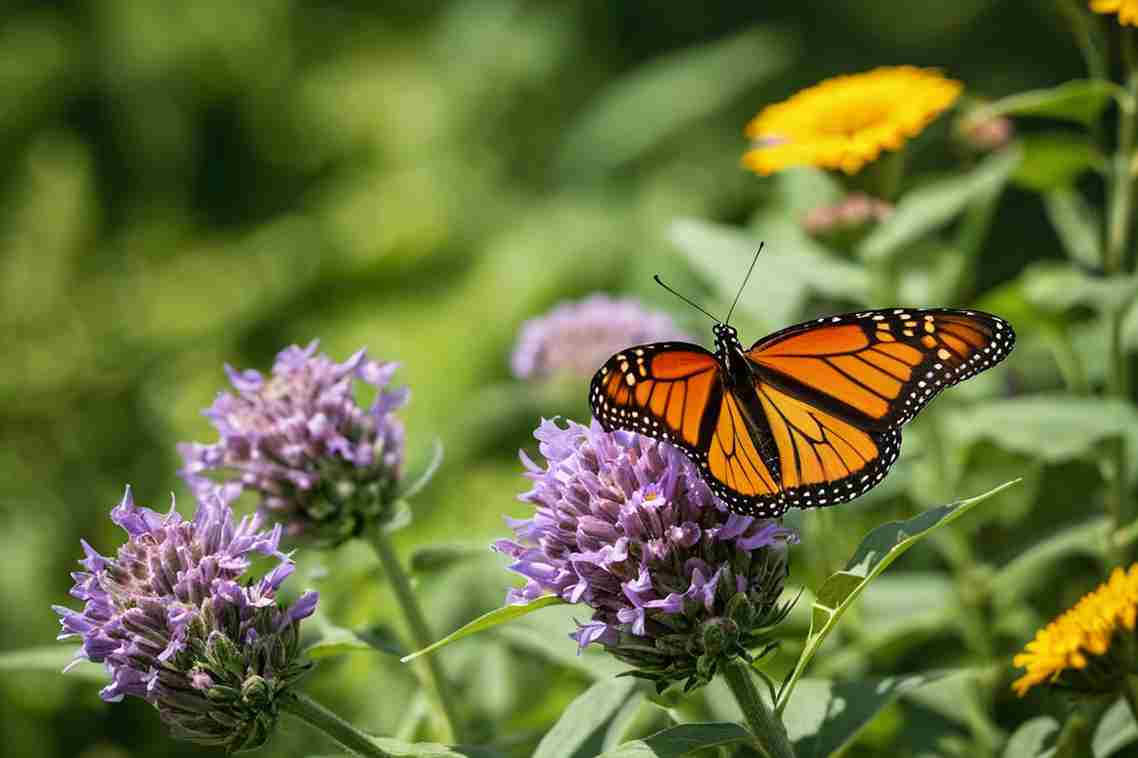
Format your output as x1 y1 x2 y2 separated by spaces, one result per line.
725 242 765 327
652 275 720 323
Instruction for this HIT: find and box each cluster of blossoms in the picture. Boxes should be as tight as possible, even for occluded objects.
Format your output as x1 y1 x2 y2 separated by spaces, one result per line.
1013 563 1138 697
495 419 797 691
801 193 894 239
179 341 407 545
743 66 962 175
54 489 318 751
511 295 688 381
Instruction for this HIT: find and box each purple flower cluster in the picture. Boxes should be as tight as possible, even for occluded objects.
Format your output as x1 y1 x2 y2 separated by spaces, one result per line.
55 489 318 751
179 341 408 544
511 295 689 381
494 419 796 690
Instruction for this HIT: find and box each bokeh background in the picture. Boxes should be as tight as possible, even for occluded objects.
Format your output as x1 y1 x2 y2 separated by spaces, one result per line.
3 1 1134 756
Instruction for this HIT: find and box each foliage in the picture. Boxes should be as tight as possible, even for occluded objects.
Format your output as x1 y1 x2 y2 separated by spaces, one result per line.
4 1 1138 756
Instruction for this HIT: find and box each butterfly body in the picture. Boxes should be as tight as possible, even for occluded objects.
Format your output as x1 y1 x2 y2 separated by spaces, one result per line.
590 307 1014 517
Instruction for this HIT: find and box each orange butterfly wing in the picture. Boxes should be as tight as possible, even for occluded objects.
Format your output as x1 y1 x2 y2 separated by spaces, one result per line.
589 342 783 513
745 308 1014 508
748 308 1015 427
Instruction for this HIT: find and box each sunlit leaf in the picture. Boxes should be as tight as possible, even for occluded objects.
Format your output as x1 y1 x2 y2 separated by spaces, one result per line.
558 27 797 178
1018 262 1137 314
1003 716 1060 758
598 722 753 757
670 217 869 332
401 596 564 663
968 79 1123 126
1092 698 1138 757
1013 133 1103 191
534 678 639 758
782 674 946 758
948 395 1137 464
859 148 1020 262
776 481 1018 711
0 645 106 683
1044 187 1102 268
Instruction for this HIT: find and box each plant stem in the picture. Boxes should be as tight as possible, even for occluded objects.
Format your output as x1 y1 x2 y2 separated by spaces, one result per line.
1106 28 1138 561
281 691 394 758
367 526 461 743
1058 0 1108 81
722 660 796 758
1125 676 1138 725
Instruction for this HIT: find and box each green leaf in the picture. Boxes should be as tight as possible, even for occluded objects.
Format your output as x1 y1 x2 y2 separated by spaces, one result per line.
1093 697 1138 757
1123 296 1138 352
670 216 869 332
409 543 488 574
775 481 1018 712
398 438 444 501
324 736 502 758
496 603 628 680
947 395 1137 464
400 596 564 663
558 27 797 178
534 678 638 758
989 518 1109 609
782 674 946 758
1003 717 1060 758
598 723 753 757
1044 187 1103 268
1013 133 1104 191
859 148 1020 262
304 615 406 659
968 79 1123 126
0 645 107 683
1018 262 1138 314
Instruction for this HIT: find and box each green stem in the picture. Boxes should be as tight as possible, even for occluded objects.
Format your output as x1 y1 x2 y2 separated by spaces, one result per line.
721 660 796 758
1057 0 1108 81
1106 29 1138 561
1125 676 1138 725
367 526 461 743
281 691 394 758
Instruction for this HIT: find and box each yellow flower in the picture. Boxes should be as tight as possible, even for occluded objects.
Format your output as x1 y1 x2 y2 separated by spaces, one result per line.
743 66 962 176
1012 564 1138 696
1091 0 1138 26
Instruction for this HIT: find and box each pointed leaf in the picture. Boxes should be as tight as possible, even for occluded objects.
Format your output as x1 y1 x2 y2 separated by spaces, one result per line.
1093 697 1138 757
305 616 406 659
859 148 1020 262
783 674 946 758
534 678 638 758
558 27 797 178
1003 717 1060 758
398 438 444 501
1013 133 1103 191
776 481 1018 711
1044 187 1102 268
968 79 1123 126
0 645 107 683
401 596 564 663
598 722 754 757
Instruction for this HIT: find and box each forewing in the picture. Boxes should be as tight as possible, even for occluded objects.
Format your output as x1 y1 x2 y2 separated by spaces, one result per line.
746 308 1015 428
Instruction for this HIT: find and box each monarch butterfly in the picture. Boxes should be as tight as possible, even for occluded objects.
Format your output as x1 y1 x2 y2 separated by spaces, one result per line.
589 248 1015 517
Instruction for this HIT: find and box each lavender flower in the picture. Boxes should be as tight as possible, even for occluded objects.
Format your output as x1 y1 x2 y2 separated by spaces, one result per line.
54 488 318 752
494 419 797 692
178 341 408 544
511 295 689 381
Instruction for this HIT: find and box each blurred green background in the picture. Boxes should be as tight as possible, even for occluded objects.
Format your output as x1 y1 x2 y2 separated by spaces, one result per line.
3 1 1134 756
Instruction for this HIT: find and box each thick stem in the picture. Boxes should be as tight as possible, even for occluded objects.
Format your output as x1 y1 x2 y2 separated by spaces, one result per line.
1106 29 1138 561
367 527 461 743
722 660 796 758
281 691 394 758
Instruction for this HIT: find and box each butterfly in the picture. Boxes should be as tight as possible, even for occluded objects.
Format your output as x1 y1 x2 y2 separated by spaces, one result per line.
589 251 1015 518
